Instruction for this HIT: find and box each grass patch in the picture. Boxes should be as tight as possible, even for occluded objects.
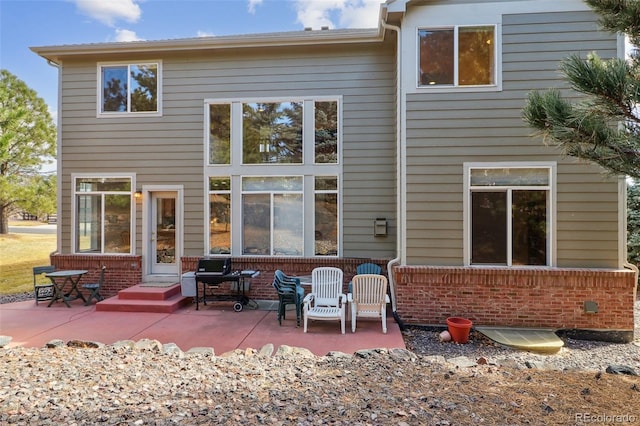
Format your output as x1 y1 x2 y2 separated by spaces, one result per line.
0 233 56 295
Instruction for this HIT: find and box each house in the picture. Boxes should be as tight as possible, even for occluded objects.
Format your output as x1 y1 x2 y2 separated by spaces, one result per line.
32 0 637 341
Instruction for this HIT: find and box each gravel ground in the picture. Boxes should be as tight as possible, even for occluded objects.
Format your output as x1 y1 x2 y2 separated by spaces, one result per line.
1 292 639 425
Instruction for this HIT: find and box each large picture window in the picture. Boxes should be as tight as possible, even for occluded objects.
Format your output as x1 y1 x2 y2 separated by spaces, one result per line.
466 165 553 266
99 62 160 115
206 97 341 257
74 176 133 254
419 26 495 87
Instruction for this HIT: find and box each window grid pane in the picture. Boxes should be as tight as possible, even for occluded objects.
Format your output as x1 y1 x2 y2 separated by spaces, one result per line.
209 177 231 255
242 193 271 255
458 27 495 86
315 192 338 256
512 190 547 265
470 168 549 186
77 194 102 253
419 29 454 86
273 194 303 256
102 66 128 112
129 64 158 112
209 104 231 164
242 102 303 164
315 101 338 164
471 191 507 264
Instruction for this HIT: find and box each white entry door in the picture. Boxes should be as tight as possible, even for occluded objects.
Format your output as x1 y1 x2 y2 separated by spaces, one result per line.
149 191 180 276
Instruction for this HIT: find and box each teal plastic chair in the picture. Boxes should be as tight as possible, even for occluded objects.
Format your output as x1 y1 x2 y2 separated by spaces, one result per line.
273 270 305 326
348 263 383 293
356 263 382 275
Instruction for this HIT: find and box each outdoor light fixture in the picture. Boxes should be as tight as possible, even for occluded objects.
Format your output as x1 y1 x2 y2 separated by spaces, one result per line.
134 191 142 199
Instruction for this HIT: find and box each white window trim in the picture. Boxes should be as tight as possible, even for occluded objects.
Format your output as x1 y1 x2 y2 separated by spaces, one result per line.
71 173 137 255
463 162 556 267
415 24 501 92
203 96 343 257
96 61 162 118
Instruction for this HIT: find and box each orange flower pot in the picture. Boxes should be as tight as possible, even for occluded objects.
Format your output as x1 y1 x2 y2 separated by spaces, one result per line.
447 317 473 344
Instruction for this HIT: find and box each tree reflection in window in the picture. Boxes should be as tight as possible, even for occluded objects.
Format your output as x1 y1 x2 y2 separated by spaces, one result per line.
242 102 303 164
101 63 158 113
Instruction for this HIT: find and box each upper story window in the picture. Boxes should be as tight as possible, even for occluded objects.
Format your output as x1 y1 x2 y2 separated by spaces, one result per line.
98 62 161 116
418 26 496 87
208 100 338 165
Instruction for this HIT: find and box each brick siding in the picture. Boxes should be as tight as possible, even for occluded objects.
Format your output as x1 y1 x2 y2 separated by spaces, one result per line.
51 254 637 337
393 266 637 332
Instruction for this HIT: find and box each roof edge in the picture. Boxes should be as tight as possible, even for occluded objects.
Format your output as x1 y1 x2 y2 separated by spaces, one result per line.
31 27 385 63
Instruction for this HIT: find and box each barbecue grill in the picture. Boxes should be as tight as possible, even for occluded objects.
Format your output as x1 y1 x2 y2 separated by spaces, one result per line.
194 258 258 311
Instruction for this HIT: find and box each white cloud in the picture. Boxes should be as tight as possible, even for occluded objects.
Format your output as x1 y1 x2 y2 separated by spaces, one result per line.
197 31 216 38
293 0 381 30
74 0 142 27
114 29 143 42
248 0 263 15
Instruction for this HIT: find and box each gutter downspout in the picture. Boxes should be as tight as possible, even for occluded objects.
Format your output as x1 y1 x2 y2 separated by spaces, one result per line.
380 18 405 330
46 59 63 257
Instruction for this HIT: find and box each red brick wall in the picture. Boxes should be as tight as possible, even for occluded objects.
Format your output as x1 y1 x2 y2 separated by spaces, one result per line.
51 254 637 337
50 254 388 300
50 254 142 298
181 256 389 300
393 266 637 331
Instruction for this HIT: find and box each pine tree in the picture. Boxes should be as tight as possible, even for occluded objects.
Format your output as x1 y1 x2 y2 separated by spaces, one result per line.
522 0 640 178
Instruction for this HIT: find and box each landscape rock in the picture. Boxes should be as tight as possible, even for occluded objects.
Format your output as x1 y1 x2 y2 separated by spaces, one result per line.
0 335 12 347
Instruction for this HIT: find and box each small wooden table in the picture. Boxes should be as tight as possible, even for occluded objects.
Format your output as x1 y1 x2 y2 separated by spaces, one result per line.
46 270 88 307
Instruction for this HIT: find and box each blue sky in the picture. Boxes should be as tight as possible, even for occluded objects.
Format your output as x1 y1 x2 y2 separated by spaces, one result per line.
0 0 382 120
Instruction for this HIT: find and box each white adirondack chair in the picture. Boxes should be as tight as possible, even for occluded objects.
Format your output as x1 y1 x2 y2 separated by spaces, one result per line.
347 274 388 333
303 267 346 334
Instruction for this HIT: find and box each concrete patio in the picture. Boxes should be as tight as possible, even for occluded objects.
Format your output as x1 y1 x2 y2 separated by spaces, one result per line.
0 298 406 356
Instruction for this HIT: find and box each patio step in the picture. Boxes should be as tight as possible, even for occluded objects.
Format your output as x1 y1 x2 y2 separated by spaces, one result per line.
96 284 191 313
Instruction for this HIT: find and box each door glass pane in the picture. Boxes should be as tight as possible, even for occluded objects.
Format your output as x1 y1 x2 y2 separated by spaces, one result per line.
471 191 507 264
243 193 270 255
77 195 101 253
156 197 176 264
512 190 547 265
315 101 338 164
418 29 454 86
273 193 303 256
458 26 494 85
129 64 158 112
102 66 128 112
242 102 303 164
104 194 131 253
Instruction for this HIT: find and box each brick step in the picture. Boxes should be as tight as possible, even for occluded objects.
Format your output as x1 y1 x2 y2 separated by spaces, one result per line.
117 284 182 300
95 283 192 313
